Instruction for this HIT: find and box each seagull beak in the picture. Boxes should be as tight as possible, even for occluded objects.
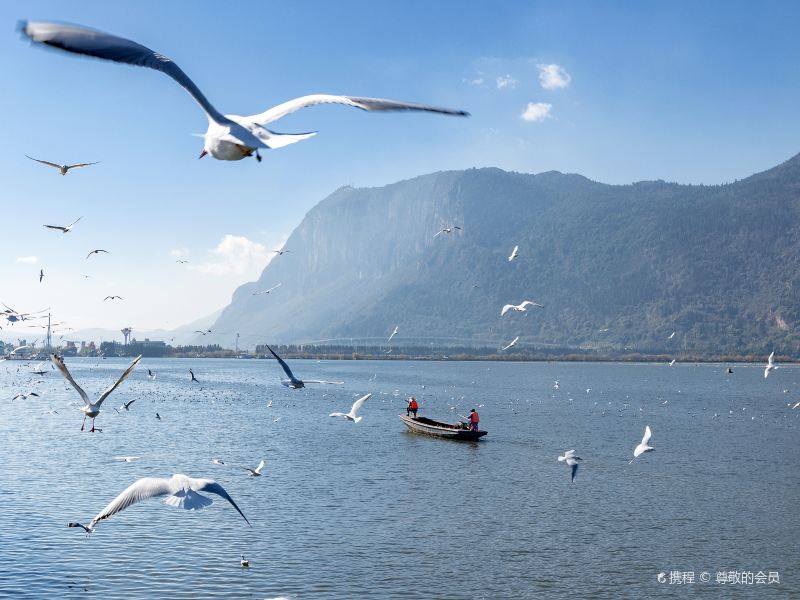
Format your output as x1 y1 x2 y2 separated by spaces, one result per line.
198 149 208 159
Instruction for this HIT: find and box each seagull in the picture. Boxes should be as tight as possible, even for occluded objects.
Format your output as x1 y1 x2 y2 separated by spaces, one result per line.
387 326 399 343
553 380 559 390
103 295 123 301
265 345 343 389
251 283 282 296
51 353 141 432
211 458 225 465
667 331 676 340
175 259 189 264
194 329 211 335
39 269 44 283
669 359 676 366
67 474 250 533
508 245 519 262
272 249 291 256
189 369 199 383
86 249 110 259
557 449 582 482
25 154 99 175
266 399 273 408
43 217 82 233
792 402 800 409
501 301 544 316
240 555 250 568
114 456 140 462
242 460 265 477
329 393 371 423
630 425 655 463
22 22 469 163
11 391 39 401
501 336 519 351
155 412 162 420
433 226 462 238
116 398 137 412
147 369 156 381
764 351 777 378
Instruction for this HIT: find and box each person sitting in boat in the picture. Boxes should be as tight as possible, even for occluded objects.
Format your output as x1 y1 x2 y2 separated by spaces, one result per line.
406 397 419 417
468 408 480 431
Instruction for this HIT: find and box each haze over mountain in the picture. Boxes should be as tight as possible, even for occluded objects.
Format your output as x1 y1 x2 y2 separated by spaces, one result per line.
208 154 800 356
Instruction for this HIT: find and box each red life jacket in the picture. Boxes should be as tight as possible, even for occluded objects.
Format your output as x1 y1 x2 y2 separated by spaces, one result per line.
469 411 479 423
409 399 418 410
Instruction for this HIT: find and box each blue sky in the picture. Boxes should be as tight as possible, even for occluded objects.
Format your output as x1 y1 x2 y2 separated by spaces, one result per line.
2 0 800 336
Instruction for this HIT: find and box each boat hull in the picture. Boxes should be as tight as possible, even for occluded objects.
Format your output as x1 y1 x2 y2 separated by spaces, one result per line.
399 415 487 441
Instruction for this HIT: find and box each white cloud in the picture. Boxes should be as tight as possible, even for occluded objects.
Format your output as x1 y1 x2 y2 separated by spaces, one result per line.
16 256 38 263
520 102 553 122
463 75 484 86
192 235 270 276
537 64 571 90
496 74 519 90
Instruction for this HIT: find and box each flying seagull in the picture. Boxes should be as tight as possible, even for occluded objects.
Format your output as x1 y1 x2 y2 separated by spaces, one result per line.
557 449 582 482
22 22 469 163
242 460 265 477
114 456 140 463
43 216 82 233
51 353 141 432
764 351 777 378
667 331 676 340
147 369 156 381
39 269 44 283
387 326 399 343
272 249 291 256
501 301 544 316
265 345 343 389
629 425 655 464
86 249 110 259
25 154 99 175
508 245 519 262
12 391 40 401
433 226 462 238
67 474 250 533
669 359 676 366
252 283 282 296
175 259 189 264
501 336 519 351
329 393 371 423
103 295 123 301
115 398 137 413
189 369 199 383
194 329 211 335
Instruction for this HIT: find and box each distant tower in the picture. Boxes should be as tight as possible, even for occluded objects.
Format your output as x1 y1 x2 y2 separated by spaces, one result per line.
45 313 52 350
121 327 132 346
235 333 240 353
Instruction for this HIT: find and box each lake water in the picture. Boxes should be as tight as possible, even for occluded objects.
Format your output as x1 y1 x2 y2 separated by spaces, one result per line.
1 358 798 599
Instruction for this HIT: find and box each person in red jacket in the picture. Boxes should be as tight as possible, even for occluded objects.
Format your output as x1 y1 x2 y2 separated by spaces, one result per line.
468 408 480 431
407 397 419 417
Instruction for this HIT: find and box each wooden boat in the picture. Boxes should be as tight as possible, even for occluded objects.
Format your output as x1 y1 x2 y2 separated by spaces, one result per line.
399 415 487 441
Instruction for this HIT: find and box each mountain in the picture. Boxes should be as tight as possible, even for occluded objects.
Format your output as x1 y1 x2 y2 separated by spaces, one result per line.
209 154 800 357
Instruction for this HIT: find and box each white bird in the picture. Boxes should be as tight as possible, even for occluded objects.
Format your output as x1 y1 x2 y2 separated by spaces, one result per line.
43 216 82 233
11 391 39 401
266 400 273 408
240 555 250 568
266 345 343 388
557 449 582 482
51 353 140 432
26 154 99 175
433 226 462 238
114 456 140 463
508 245 519 262
147 369 156 381
764 351 777 378
22 22 469 163
553 380 559 390
667 331 676 340
67 474 250 533
501 300 544 316
387 326 399 343
329 393 371 423
501 336 519 351
116 398 137 412
272 249 291 256
252 283 282 296
630 425 655 463
669 359 676 366
792 402 800 409
211 458 225 465
242 460 265 476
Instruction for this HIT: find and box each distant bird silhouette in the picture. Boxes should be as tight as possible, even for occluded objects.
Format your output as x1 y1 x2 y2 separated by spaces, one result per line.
176 259 189 264
272 249 291 256
508 245 519 262
194 329 211 335
26 154 99 175
104 296 123 301
43 217 82 233
252 283 282 296
764 351 777 378
147 369 156 381
39 269 44 283
387 326 399 343
501 336 519 351
86 249 110 259
266 345 343 389
189 369 199 383
501 300 543 316
242 460 265 476
557 449 582 482
433 226 462 238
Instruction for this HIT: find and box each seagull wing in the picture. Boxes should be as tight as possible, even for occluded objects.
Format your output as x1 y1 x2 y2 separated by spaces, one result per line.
501 304 514 316
44 225 67 232
25 155 61 169
304 380 344 385
266 345 297 381
350 393 371 416
89 476 174 527
767 351 774 366
520 300 544 309
66 161 100 170
97 355 141 406
67 216 83 229
641 425 652 446
50 354 89 404
246 94 469 126
265 283 282 293
329 412 347 417
433 229 445 238
192 479 251 526
21 21 230 125
254 460 265 474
